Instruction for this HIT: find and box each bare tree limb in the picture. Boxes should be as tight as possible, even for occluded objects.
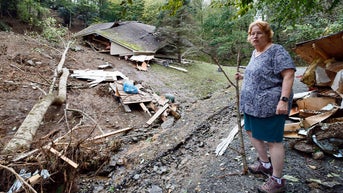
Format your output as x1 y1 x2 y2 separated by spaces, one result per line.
66 108 105 134
57 41 72 74
0 164 38 193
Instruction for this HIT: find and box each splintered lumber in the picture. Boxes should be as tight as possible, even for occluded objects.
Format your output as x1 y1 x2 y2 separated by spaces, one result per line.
215 120 244 156
71 70 128 87
109 83 131 112
115 82 154 104
46 147 79 168
88 127 132 141
28 174 41 185
168 65 188 72
146 103 169 125
169 108 180 120
284 122 301 133
136 62 148 71
140 102 152 116
120 98 132 112
303 107 338 128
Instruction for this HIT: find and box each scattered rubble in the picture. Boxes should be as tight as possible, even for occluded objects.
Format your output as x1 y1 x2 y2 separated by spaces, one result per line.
285 30 343 159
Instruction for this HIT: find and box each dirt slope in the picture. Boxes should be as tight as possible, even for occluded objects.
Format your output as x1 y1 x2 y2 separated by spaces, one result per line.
0 31 342 193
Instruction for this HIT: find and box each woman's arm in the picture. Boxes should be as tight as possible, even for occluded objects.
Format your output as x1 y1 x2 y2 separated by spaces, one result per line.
276 68 295 115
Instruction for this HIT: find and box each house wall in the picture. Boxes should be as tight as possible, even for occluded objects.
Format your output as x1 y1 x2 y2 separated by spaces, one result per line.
110 42 132 56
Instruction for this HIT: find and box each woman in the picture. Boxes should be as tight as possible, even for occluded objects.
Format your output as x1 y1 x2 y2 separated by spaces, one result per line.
236 21 296 193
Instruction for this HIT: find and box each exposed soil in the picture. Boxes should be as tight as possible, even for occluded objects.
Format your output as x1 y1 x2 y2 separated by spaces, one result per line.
0 28 342 193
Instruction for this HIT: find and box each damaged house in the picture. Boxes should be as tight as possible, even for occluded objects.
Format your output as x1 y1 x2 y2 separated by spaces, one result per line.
73 21 172 63
71 21 181 125
287 30 343 158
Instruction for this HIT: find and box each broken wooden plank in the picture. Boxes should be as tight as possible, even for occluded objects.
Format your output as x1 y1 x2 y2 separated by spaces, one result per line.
284 122 301 133
289 106 299 116
71 70 129 87
88 127 132 141
115 81 154 104
284 132 306 139
168 65 188 72
120 98 132 112
303 107 338 128
146 104 169 125
140 102 152 116
28 174 41 185
296 97 336 111
168 104 181 120
136 62 148 71
47 147 79 168
109 83 132 112
216 120 244 156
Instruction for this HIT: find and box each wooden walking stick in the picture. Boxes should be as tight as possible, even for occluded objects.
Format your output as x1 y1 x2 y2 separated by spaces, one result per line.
234 49 248 174
202 49 248 174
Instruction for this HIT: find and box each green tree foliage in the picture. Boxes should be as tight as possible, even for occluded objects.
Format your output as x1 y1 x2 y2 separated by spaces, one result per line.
206 0 343 65
162 0 187 15
1 0 341 67
120 0 145 21
51 0 77 27
74 0 99 25
157 0 196 63
201 5 252 65
39 17 68 43
17 0 49 26
141 0 164 25
98 0 122 22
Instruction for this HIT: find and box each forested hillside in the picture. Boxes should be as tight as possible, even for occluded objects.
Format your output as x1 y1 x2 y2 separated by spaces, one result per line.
0 0 342 65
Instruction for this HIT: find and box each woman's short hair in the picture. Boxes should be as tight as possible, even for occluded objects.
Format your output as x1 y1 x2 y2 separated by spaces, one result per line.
247 20 274 42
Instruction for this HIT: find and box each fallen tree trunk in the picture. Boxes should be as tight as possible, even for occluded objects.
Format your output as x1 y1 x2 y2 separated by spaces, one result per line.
54 67 69 105
2 44 71 153
2 94 56 152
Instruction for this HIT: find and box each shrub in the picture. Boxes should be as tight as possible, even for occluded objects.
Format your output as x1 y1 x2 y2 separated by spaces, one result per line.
38 17 68 43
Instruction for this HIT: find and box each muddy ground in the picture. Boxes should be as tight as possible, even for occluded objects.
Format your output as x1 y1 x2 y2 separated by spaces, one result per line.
0 29 342 193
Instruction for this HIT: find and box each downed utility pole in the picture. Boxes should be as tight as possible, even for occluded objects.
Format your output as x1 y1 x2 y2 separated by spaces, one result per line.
2 41 72 153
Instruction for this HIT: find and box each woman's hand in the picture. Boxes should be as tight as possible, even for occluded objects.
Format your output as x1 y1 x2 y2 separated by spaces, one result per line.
235 72 244 80
276 101 289 115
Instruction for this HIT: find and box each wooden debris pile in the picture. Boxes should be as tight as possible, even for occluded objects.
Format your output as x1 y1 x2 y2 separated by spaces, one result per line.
0 41 136 192
285 30 343 159
70 69 128 87
284 90 343 158
70 67 181 126
109 79 181 126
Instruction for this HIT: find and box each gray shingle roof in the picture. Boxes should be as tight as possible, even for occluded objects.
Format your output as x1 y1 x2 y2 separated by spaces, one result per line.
74 21 160 53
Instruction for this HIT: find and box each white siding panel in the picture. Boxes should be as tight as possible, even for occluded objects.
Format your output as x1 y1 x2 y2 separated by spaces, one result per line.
110 42 132 56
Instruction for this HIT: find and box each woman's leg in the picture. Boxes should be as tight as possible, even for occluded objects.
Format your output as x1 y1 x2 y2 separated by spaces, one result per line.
268 142 285 178
247 131 269 162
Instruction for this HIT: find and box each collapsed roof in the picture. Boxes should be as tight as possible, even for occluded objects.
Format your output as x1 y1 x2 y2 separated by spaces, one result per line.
74 21 161 58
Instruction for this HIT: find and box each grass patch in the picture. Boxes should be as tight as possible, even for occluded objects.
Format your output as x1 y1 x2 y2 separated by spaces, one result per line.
150 61 237 99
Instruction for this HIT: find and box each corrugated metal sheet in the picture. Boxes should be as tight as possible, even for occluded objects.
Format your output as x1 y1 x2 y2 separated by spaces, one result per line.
294 30 343 65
